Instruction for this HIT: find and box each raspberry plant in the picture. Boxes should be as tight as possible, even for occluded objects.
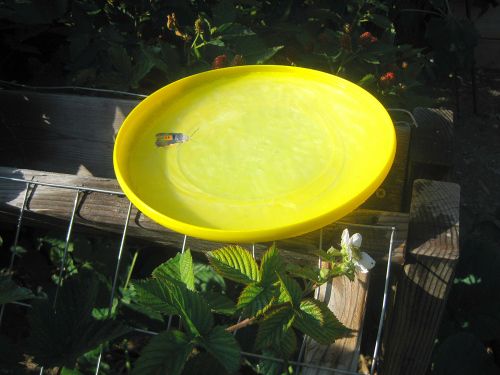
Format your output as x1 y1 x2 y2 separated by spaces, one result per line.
130 243 362 374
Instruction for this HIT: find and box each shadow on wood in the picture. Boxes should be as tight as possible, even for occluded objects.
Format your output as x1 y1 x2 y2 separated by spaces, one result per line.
304 272 370 374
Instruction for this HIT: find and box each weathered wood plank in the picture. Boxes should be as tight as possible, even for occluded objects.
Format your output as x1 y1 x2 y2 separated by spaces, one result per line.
363 122 411 212
0 90 410 212
381 179 460 375
303 272 370 374
0 90 139 178
405 108 454 210
0 167 408 266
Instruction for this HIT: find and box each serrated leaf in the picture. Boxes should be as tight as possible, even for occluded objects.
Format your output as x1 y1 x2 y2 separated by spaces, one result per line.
237 283 276 317
326 246 342 257
293 299 349 345
260 244 283 287
277 328 297 358
315 248 336 262
26 272 129 368
153 250 195 290
180 250 195 290
277 273 302 308
133 277 213 336
0 273 34 304
132 279 178 316
193 263 225 292
200 325 241 373
286 264 319 282
164 279 213 337
255 306 295 351
132 330 193 375
183 352 229 375
208 246 259 285
202 291 236 316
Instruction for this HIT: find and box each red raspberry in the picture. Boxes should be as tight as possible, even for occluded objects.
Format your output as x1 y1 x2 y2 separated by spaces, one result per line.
359 31 377 46
380 72 396 86
212 54 227 69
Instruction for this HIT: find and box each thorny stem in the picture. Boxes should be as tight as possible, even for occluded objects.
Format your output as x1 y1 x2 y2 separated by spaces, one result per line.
225 317 256 332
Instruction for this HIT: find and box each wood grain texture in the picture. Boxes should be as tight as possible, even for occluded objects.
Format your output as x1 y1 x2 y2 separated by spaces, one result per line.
0 167 408 267
0 90 409 211
381 179 460 375
0 90 139 178
363 123 411 213
303 272 370 374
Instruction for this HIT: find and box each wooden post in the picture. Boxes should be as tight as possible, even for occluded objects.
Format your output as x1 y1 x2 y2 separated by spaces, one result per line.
381 179 460 375
303 272 370 373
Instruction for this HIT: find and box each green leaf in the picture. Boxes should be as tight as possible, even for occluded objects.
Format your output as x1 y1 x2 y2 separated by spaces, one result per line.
277 273 302 308
133 330 194 375
260 244 283 287
358 74 376 87
193 263 225 293
208 246 259 285
183 352 229 375
132 279 178 316
237 283 276 317
293 299 348 345
26 272 129 368
256 350 284 375
286 264 319 282
152 250 195 290
202 291 236 316
277 328 297 358
149 277 214 336
0 273 34 304
200 325 241 373
363 57 380 65
255 306 295 351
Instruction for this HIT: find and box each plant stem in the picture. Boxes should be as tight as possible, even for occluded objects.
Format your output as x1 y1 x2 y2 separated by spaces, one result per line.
123 250 138 291
225 317 256 333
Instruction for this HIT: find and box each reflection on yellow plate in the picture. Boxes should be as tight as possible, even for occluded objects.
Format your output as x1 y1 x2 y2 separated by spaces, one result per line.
113 65 396 243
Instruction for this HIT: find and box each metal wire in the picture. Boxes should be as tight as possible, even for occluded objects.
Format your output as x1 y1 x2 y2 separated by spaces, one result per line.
0 79 148 99
53 190 81 310
370 226 396 375
95 201 133 375
0 176 125 196
0 181 32 326
387 108 418 128
0 175 397 375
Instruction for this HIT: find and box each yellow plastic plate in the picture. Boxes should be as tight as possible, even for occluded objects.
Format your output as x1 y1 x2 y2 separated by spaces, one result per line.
113 65 396 243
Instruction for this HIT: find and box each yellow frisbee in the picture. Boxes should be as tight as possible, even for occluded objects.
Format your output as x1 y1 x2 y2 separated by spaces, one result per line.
113 65 396 243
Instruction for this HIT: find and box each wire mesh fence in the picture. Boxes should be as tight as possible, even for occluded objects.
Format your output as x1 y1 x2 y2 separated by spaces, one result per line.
0 174 396 375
